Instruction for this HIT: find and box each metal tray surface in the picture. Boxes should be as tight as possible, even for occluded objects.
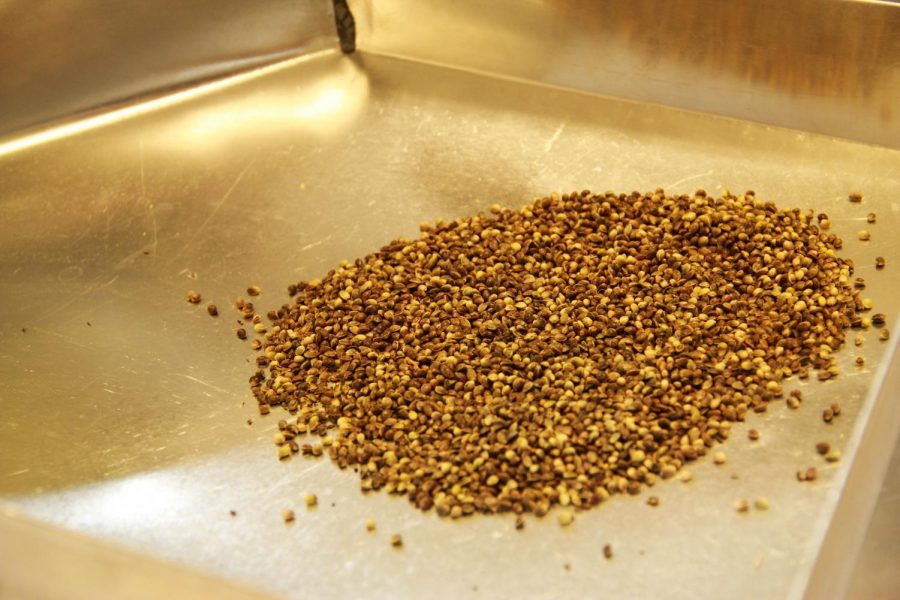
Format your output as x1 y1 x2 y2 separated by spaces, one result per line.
1 50 899 599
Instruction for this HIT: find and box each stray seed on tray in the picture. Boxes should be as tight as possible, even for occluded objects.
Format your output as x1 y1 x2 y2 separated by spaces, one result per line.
603 544 614 560
186 291 202 304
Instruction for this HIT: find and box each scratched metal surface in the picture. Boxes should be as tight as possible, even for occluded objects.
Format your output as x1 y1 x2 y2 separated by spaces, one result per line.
1 50 899 599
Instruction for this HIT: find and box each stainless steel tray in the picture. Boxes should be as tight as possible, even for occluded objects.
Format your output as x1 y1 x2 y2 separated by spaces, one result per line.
1 2 899 599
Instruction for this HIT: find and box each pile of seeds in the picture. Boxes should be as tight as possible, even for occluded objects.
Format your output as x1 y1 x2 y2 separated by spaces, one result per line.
249 189 866 517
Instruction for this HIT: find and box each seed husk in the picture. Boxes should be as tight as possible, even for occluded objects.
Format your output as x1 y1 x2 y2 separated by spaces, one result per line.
186 291 202 304
247 189 866 519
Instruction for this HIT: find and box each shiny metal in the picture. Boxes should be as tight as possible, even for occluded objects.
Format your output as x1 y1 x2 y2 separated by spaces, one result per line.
0 0 337 136
349 0 900 149
1 3 899 600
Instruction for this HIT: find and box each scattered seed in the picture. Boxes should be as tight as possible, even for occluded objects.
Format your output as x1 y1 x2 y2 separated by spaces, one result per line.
247 285 262 296
858 230 870 241
786 396 801 410
557 511 574 527
855 356 865 367
390 534 403 547
515 515 525 530
186 291 202 304
854 277 866 289
366 519 376 532
236 328 247 340
855 334 865 347
848 192 863 203
872 313 886 326
867 212 876 224
277 445 291 459
816 442 830 455
246 189 869 518
282 510 295 523
647 496 659 507
603 544 613 560
822 408 834 423
796 470 806 482
825 450 841 463
714 452 727 465
819 219 831 231
754 497 770 511
748 429 760 441
229 510 237 517
207 304 219 317
875 256 885 269
880 328 890 341
806 467 818 480
735 500 749 513
305 493 318 507
679 470 693 483
831 403 841 417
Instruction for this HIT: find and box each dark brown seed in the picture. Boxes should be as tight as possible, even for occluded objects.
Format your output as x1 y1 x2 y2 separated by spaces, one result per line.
816 442 830 455
867 212 876 224
848 192 863 203
229 510 237 517
207 304 219 317
236 328 247 340
603 544 613 560
748 429 760 441
872 313 886 326
875 256 885 269
247 285 262 296
186 291 202 304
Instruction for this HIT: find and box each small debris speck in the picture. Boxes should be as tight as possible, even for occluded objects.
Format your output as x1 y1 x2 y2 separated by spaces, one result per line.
647 496 659 507
603 544 613 560
679 470 693 483
515 515 525 530
229 510 237 517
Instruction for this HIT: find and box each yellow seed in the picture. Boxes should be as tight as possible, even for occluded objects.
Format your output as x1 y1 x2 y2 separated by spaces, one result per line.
557 510 574 527
305 493 318 507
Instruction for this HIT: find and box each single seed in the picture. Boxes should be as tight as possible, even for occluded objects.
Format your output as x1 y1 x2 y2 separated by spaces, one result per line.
806 467 818 480
515 516 525 530
872 313 886 326
557 510 574 527
207 304 218 317
867 212 876 223
735 500 749 513
229 510 237 517
713 452 727 465
848 192 863 203
647 496 659 507
305 493 318 507
825 450 841 463
236 328 247 340
186 291 202 304
880 329 890 341
282 510 295 523
679 470 693 483
816 442 830 455
858 230 870 241
247 285 262 296
831 403 841 416
786 396 800 410
366 519 376 532
277 445 290 459
603 544 613 560
855 334 865 347
748 429 760 441
390 534 403 547
875 256 885 269
855 356 865 367
754 497 770 511
822 408 834 423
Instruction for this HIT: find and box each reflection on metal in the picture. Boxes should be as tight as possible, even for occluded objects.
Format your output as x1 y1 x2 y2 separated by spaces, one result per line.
0 0 337 136
349 0 900 148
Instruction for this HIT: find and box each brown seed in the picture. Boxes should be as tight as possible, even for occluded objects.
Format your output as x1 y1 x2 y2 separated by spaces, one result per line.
816 442 830 455
831 403 841 417
806 467 817 481
186 291 202 304
735 500 749 513
848 192 863 203
603 544 613 560
875 256 885 269
853 277 866 289
867 212 876 224
880 328 890 341
236 328 247 340
822 408 834 423
247 285 262 296
229 510 237 517
647 496 659 507
515 515 525 530
855 356 865 367
207 304 219 317
748 429 760 441
390 534 403 547
366 519 376 532
872 313 886 326
282 510 295 523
